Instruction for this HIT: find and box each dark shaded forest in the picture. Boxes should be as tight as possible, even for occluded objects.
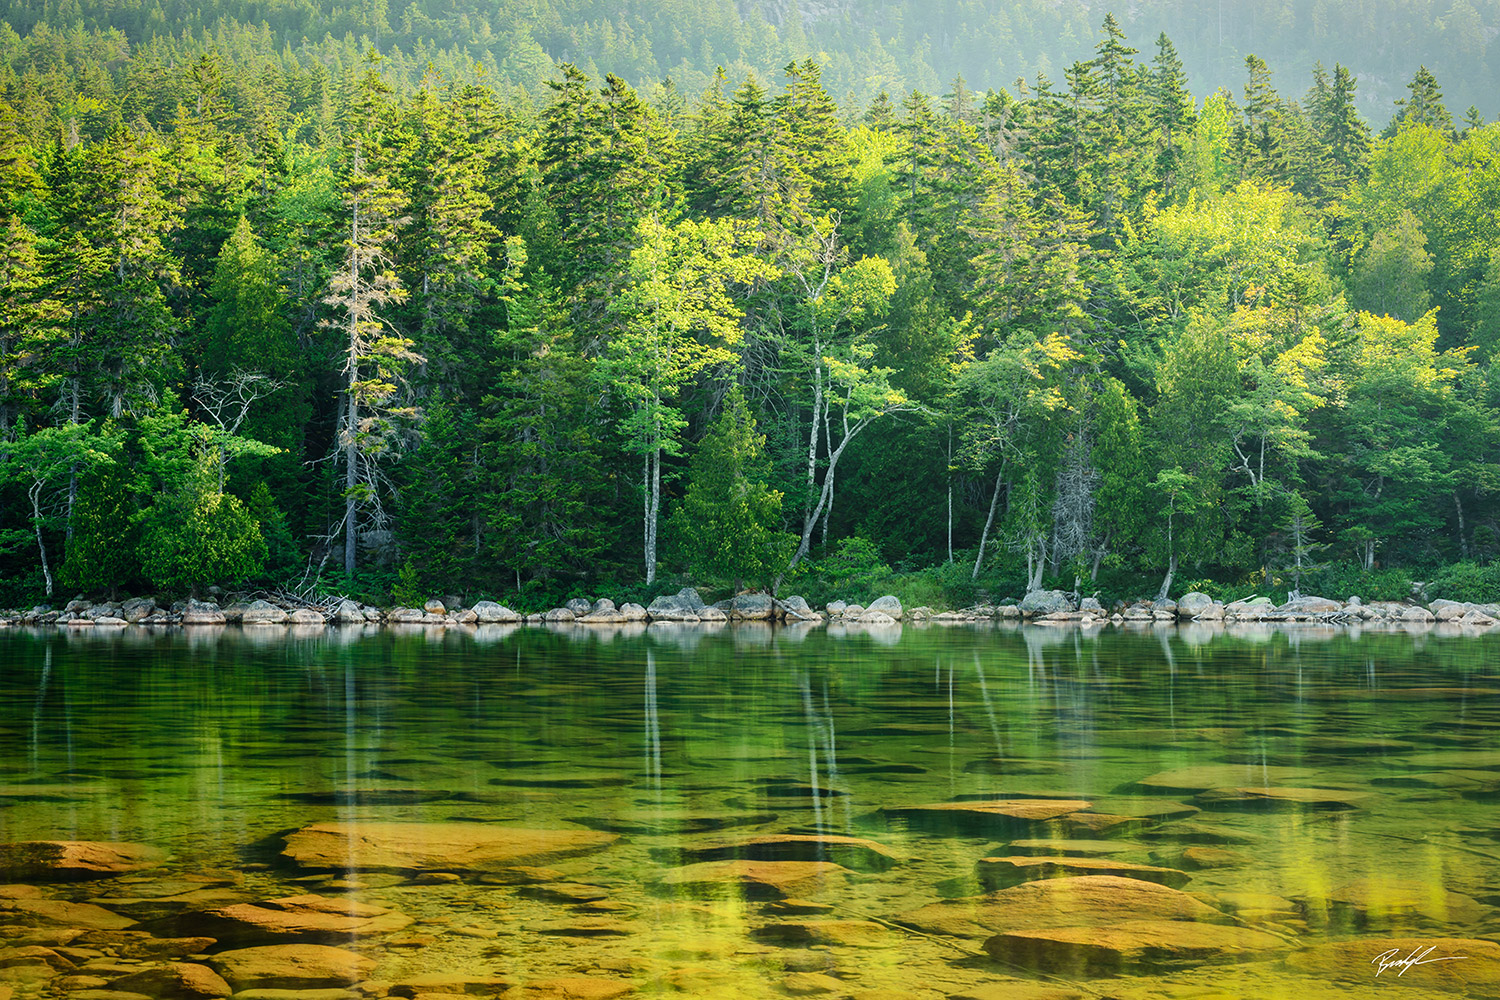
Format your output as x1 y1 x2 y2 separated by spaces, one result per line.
2 4 1500 610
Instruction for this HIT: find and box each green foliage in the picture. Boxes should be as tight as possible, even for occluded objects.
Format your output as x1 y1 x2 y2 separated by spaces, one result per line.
137 465 267 595
59 460 140 596
669 387 793 591
1427 562 1500 603
391 556 423 607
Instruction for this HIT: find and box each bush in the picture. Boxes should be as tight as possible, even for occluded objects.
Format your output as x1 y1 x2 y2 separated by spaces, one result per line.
1300 563 1416 603
1427 561 1500 603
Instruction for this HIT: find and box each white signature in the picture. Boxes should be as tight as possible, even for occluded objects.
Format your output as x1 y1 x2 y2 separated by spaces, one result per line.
1371 945 1469 977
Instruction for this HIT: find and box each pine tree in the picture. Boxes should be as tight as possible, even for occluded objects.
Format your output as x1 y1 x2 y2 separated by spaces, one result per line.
1388 65 1453 136
669 386 791 592
1145 32 1196 202
324 59 420 578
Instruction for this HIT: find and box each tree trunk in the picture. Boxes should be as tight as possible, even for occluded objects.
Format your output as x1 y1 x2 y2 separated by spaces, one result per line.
644 446 660 585
946 426 953 564
1456 492 1470 560
1156 549 1177 603
972 465 1005 580
30 482 52 598
343 199 361 579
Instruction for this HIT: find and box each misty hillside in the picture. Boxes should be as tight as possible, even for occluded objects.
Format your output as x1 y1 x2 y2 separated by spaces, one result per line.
1 0 1495 120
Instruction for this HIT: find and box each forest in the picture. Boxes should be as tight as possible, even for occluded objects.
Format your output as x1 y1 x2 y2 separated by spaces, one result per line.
2 4 1500 611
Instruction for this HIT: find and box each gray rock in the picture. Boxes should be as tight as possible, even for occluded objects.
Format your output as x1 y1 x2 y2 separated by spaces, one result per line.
388 608 424 623
590 598 617 614
698 607 729 623
93 616 128 626
619 603 648 622
843 604 866 618
333 600 365 624
826 600 848 615
782 596 813 615
647 593 704 621
1402 606 1435 623
1348 595 1363 607
1176 592 1214 617
452 609 478 624
564 598 593 616
182 601 226 626
472 601 522 624
1278 595 1343 613
675 587 707 611
289 609 325 625
1080 597 1105 613
1019 590 1074 615
423 598 446 615
65 598 90 613
867 595 903 619
858 610 898 626
727 593 774 620
543 608 577 623
242 600 289 625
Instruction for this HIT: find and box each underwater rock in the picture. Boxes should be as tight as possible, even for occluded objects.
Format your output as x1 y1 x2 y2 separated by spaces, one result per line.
977 856 1190 890
1004 839 1142 857
153 893 411 945
655 860 853 900
280 822 618 874
208 945 374 991
751 920 893 948
1132 765 1321 793
107 963 231 999
985 919 1288 975
654 834 902 873
0 897 136 930
896 875 1229 939
0 842 166 882
878 800 1092 835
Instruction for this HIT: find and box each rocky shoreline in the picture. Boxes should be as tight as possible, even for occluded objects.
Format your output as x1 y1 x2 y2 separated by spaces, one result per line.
2 586 1495 631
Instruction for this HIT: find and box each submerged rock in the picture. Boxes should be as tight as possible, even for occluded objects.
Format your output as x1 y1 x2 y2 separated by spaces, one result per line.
107 963 231 999
0 842 166 882
879 799 1092 835
896 875 1230 940
977 856 1190 890
280 822 618 874
656 860 853 900
153 894 411 945
986 919 1287 975
208 945 374 991
655 834 902 873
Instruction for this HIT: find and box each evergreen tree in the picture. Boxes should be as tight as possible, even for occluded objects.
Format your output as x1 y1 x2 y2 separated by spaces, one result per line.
1387 65 1453 136
669 386 791 592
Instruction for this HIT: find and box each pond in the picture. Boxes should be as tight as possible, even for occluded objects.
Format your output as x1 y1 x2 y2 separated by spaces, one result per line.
3 621 1500 999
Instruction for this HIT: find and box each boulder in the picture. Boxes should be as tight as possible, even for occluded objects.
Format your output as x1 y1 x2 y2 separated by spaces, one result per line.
208 945 374 991
857 611 898 626
107 963 231 999
674 587 707 611
825 601 848 615
589 599 617 615
287 609 324 626
726 593 774 620
1079 597 1105 614
542 608 576 623
1278 595 1344 614
181 601 225 626
646 595 699 622
782 596 813 615
1176 592 1214 617
120 598 158 622
577 610 628 624
93 616 128 626
472 601 521 624
422 598 446 615
564 598 592 616
332 601 364 624
697 607 728 623
0 841 166 882
1019 590 1074 616
1403 606 1436 623
280 822 618 873
239 601 286 625
866 595 903 619
387 608 423 624
0 897 137 930
618 603 648 622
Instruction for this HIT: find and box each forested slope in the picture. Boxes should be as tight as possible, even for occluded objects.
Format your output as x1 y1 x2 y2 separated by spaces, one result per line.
2 8 1499 609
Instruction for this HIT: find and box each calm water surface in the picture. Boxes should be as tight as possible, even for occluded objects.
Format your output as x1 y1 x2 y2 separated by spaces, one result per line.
3 622 1500 999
